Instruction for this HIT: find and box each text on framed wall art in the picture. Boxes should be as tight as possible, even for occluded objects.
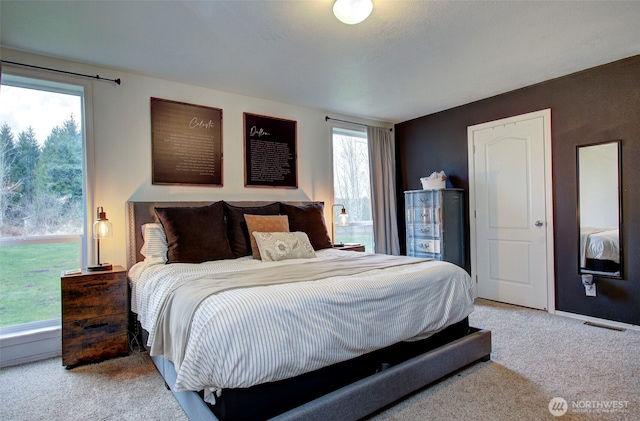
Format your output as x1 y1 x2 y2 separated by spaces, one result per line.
151 97 223 186
244 113 297 188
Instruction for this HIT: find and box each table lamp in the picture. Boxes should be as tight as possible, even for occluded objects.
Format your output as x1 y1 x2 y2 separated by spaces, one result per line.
87 206 113 271
332 204 349 246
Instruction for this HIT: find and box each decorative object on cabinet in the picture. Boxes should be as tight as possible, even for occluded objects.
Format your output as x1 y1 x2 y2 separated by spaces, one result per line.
405 189 465 267
87 206 113 272
61 266 128 367
420 170 447 190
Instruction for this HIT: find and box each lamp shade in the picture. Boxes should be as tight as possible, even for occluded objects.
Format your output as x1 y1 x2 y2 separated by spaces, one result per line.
93 207 113 239
338 207 349 226
333 0 373 25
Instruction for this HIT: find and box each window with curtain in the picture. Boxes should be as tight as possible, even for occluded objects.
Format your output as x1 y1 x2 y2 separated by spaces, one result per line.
0 73 88 339
331 125 374 252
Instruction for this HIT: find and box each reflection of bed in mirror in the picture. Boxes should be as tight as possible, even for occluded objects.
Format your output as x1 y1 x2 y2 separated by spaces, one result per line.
580 227 620 274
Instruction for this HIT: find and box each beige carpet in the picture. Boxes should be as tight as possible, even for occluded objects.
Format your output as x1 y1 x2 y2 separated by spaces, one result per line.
0 350 187 421
370 299 639 420
1 299 638 420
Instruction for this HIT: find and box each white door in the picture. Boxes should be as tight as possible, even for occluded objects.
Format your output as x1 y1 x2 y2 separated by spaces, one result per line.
468 109 553 310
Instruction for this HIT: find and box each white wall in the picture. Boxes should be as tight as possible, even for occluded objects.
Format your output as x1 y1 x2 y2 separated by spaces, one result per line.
2 48 391 267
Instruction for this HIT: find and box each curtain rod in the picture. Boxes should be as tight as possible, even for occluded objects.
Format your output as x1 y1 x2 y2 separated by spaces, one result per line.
1 60 121 85
325 116 392 131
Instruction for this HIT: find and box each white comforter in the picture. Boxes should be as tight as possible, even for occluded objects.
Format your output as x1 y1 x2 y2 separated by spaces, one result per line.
129 249 474 402
580 227 620 267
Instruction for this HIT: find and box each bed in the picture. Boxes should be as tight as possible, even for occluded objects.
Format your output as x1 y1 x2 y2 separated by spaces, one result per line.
579 227 620 274
126 200 491 421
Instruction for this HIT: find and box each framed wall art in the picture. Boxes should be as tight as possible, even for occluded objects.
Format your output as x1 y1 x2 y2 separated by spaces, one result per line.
244 112 297 188
151 97 223 186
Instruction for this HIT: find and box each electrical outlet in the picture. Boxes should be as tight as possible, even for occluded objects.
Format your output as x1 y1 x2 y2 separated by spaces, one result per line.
585 284 596 297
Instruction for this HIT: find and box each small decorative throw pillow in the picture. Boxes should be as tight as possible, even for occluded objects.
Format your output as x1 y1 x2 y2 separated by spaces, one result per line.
252 231 316 262
140 223 168 265
244 214 290 259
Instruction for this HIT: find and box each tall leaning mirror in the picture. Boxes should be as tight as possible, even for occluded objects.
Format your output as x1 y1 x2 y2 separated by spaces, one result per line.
577 140 622 278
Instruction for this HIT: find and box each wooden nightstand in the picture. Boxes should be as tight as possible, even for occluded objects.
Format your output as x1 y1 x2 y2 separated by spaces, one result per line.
333 244 365 252
61 265 128 367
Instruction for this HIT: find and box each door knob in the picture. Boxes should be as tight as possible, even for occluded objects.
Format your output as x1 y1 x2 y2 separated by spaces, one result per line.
535 220 544 227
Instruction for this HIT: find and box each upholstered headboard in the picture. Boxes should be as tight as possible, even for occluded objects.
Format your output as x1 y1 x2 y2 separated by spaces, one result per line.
125 200 319 268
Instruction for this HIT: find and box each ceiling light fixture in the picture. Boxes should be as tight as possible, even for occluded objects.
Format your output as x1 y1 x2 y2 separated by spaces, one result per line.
333 0 373 25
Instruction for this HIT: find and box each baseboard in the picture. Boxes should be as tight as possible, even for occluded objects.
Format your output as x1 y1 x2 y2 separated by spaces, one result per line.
0 326 61 368
554 310 639 332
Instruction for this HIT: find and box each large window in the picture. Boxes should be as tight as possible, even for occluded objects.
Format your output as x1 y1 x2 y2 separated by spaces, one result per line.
0 74 87 333
332 125 374 252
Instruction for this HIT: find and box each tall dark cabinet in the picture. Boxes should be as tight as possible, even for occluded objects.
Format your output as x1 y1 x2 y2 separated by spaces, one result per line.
404 189 465 268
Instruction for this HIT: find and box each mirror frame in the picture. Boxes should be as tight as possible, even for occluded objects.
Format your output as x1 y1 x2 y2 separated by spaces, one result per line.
576 140 623 279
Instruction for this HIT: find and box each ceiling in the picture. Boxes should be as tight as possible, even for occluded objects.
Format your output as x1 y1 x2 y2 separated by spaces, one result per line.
2 1 640 124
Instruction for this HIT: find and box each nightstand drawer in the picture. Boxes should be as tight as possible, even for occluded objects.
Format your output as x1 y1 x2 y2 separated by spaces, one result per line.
62 273 126 321
62 314 128 367
63 313 127 337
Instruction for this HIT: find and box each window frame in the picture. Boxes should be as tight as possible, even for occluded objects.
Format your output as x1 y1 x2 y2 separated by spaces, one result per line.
329 121 374 250
0 64 95 363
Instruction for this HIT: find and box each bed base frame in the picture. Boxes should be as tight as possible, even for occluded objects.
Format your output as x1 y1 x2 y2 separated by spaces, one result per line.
126 200 492 420
149 327 491 421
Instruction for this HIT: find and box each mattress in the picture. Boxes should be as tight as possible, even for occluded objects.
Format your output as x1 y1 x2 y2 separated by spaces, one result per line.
129 248 475 403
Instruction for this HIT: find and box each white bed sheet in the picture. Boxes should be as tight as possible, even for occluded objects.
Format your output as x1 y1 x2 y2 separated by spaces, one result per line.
129 249 475 401
580 227 619 266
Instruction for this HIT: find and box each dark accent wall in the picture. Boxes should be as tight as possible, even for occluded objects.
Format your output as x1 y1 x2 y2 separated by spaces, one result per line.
395 55 640 325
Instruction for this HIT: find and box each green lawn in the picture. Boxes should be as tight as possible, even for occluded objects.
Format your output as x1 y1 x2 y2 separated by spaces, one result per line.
0 242 80 327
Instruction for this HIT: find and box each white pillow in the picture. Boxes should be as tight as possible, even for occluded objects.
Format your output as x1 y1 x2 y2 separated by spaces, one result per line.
140 223 168 265
252 231 316 262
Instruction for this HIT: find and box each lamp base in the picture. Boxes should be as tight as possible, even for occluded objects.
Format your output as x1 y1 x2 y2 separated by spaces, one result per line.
87 263 113 272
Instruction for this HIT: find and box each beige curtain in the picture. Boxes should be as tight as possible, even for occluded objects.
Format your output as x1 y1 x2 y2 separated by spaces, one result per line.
367 126 400 255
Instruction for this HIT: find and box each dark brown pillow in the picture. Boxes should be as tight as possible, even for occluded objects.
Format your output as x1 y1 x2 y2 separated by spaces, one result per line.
279 202 332 250
155 202 234 263
222 202 281 257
